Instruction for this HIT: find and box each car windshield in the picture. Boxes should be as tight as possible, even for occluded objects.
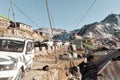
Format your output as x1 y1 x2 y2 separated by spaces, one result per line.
0 39 25 52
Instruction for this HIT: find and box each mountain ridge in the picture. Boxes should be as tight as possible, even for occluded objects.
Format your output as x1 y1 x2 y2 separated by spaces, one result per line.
77 14 120 49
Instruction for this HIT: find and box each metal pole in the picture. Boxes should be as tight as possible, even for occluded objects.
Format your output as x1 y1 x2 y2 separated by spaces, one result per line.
46 0 57 64
10 0 17 36
46 0 53 37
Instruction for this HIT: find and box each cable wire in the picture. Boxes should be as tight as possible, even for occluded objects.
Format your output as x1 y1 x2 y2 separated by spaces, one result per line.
12 3 40 28
8 6 11 19
76 0 97 27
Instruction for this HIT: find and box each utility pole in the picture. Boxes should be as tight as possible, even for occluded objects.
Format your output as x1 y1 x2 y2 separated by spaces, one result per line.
10 0 17 36
46 0 57 64
46 0 53 37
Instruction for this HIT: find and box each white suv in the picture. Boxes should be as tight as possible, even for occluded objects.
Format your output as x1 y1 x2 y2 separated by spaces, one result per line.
0 37 34 80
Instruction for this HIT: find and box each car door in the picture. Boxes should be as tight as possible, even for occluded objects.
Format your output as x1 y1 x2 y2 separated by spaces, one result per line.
24 42 34 68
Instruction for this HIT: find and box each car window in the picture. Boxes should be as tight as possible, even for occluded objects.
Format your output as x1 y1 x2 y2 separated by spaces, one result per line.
26 42 34 52
0 39 24 52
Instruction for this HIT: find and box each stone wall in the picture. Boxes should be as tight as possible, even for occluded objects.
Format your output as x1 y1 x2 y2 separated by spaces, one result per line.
0 17 10 29
34 45 70 56
17 22 33 32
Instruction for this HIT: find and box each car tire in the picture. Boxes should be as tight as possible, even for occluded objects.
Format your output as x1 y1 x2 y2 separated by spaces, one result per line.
15 69 23 80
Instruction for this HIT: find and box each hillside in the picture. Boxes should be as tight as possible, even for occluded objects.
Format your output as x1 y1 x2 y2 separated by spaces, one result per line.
0 27 43 41
36 28 69 40
0 16 44 41
77 14 120 49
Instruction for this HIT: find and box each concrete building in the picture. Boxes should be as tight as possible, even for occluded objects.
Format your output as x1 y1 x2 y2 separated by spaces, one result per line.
10 22 33 32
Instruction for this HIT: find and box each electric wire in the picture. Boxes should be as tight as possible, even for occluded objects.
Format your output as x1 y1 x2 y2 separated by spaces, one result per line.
76 0 97 27
8 6 11 19
12 3 40 28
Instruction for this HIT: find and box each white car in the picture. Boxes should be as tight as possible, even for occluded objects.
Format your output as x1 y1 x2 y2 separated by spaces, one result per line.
0 36 34 80
54 40 63 47
42 39 53 47
63 41 70 46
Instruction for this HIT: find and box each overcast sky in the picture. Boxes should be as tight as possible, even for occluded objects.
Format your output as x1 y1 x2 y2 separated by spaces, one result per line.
1 0 120 31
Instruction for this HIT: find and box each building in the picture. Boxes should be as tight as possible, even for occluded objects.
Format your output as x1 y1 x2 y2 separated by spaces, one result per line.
10 22 33 32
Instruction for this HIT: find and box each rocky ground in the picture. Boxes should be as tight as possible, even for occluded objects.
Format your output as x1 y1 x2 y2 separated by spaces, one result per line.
23 51 84 80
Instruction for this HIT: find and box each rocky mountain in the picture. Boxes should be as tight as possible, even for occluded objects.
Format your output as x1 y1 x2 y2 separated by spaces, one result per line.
76 14 120 80
77 14 120 49
37 28 67 39
101 14 120 26
36 14 120 49
53 31 70 41
35 28 74 42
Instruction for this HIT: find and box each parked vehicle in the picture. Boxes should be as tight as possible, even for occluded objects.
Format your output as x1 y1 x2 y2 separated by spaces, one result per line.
42 39 53 47
63 41 70 46
0 36 34 80
54 40 63 47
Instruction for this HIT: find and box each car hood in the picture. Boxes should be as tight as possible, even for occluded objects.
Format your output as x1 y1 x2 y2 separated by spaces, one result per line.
0 51 22 65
